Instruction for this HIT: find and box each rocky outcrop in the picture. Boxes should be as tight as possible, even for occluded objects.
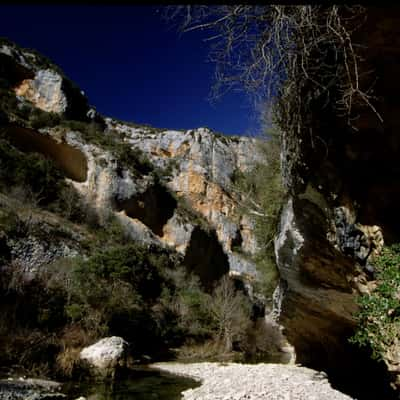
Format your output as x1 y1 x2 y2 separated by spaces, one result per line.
0 193 83 273
104 120 261 280
79 336 129 378
9 121 261 284
0 378 65 400
0 39 265 289
274 7 400 398
0 39 89 120
152 362 354 400
14 70 67 114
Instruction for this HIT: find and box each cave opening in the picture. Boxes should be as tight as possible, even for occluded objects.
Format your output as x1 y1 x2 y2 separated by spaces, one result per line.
115 184 177 237
183 226 230 291
3 125 88 182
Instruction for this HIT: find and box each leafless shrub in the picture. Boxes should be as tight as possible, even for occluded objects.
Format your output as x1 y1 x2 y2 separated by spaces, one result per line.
166 6 381 135
56 346 81 378
209 275 252 353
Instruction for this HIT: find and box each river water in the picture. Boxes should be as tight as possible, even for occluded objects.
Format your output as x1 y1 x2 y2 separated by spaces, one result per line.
64 367 199 400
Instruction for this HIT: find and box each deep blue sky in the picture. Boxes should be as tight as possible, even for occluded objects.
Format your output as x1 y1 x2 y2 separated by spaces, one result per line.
0 5 262 136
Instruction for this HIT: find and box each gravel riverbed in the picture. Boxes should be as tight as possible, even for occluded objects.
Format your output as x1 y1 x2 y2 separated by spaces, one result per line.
151 362 354 400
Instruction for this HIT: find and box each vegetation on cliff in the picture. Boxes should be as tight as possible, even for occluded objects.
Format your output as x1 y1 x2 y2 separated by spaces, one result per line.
231 126 285 298
351 245 400 363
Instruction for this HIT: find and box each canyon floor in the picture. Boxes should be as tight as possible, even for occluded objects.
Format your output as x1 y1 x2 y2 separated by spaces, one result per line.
151 362 354 400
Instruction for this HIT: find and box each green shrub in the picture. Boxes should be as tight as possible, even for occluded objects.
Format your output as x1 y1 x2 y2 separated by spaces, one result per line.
48 183 89 223
163 267 215 340
63 243 183 352
0 208 26 238
350 244 400 361
231 126 285 297
29 108 61 129
0 137 66 205
0 87 18 114
73 244 167 300
113 141 154 176
0 135 99 226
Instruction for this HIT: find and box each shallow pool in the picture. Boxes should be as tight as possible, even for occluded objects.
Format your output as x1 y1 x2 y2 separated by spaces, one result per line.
64 367 199 400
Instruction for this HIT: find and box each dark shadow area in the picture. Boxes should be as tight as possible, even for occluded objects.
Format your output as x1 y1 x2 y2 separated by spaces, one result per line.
231 229 243 251
0 235 11 265
0 53 34 88
280 285 398 400
61 79 90 122
3 125 88 182
183 226 229 290
115 184 177 237
321 124 400 246
294 332 397 400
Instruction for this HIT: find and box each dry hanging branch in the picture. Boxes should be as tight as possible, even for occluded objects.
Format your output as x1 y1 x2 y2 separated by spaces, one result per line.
165 5 383 136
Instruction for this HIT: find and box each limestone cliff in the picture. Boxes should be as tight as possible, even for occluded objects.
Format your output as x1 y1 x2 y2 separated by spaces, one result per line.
0 39 89 120
0 38 262 290
274 8 400 398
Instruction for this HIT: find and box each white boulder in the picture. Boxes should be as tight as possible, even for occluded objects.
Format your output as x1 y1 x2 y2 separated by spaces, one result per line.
80 336 129 377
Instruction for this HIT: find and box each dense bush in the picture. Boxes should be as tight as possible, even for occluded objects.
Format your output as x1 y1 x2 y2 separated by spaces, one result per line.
350 245 400 361
61 243 182 355
0 227 256 374
62 243 253 361
0 262 67 374
29 108 61 129
162 267 215 341
0 87 18 116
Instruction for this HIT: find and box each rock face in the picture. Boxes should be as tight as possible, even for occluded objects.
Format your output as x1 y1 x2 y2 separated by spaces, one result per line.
0 39 89 120
0 39 264 289
274 8 400 398
57 122 262 283
104 120 261 278
80 336 129 378
0 192 82 274
5 123 261 283
15 69 67 114
152 362 354 400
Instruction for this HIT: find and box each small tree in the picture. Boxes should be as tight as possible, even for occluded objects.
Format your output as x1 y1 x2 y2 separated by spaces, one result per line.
209 275 251 353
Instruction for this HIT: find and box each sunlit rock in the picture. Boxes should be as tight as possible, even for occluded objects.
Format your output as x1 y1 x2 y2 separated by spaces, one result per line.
80 336 129 378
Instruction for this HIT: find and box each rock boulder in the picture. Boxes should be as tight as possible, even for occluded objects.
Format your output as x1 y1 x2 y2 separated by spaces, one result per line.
79 336 129 378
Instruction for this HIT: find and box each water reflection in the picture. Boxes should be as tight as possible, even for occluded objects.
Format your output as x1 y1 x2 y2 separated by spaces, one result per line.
64 367 199 400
